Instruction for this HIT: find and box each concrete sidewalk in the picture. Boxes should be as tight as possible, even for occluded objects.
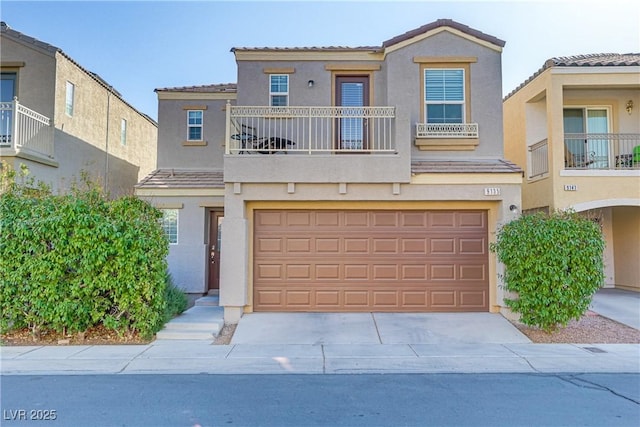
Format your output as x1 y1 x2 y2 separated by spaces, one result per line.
2 339 638 375
2 289 638 376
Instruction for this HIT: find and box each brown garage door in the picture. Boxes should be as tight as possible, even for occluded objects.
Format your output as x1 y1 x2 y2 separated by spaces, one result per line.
253 210 488 312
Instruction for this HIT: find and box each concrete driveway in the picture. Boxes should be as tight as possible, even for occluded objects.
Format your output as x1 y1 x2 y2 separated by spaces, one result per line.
231 312 532 345
591 288 640 329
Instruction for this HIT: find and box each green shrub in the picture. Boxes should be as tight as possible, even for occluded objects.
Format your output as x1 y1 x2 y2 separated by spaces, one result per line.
163 272 188 323
0 163 169 339
490 211 605 332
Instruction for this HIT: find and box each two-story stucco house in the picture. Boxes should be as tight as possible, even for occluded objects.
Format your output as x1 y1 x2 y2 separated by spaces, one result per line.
504 54 640 292
0 22 157 196
137 19 523 323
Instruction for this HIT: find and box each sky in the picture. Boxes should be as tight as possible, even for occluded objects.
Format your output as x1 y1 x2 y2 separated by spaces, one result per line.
1 0 639 121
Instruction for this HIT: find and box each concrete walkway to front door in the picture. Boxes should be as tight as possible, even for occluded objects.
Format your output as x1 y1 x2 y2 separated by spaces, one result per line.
230 312 532 345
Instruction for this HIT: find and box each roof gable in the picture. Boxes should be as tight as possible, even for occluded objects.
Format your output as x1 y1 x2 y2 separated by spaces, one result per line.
232 19 504 56
382 19 505 53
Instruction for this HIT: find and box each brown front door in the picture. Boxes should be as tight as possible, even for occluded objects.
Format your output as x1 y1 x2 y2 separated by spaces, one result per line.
335 75 369 150
207 210 224 291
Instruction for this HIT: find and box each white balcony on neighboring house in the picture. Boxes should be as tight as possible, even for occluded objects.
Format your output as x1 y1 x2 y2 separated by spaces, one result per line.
526 134 640 179
564 133 640 170
225 104 396 155
0 98 55 162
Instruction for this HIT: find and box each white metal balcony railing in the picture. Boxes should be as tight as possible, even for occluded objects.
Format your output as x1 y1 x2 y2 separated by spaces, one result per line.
415 123 479 138
528 134 639 177
564 133 640 170
0 98 54 158
529 138 549 178
225 105 396 155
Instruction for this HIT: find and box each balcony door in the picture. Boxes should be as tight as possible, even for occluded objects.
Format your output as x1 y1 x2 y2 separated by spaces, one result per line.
335 76 369 151
1 72 16 145
564 108 609 168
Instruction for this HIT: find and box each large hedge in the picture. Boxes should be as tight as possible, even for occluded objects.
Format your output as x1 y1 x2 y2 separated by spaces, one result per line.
0 164 170 339
490 211 605 332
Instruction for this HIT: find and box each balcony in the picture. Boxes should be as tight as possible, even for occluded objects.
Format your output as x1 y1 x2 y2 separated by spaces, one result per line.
0 98 54 160
415 123 479 138
564 133 640 170
529 139 549 178
225 105 396 155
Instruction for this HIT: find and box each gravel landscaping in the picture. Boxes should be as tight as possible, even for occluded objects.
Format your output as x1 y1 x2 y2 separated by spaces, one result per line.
511 311 640 344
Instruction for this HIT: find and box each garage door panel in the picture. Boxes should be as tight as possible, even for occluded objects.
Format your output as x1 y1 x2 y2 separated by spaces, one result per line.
431 238 456 254
429 212 456 228
401 265 428 280
344 264 369 280
257 238 283 253
344 291 370 307
459 238 487 254
402 239 428 254
344 211 370 226
460 291 487 308
400 212 427 227
431 291 456 307
316 291 340 307
316 238 340 253
286 264 312 279
459 264 486 280
254 210 488 312
372 211 398 227
316 211 340 226
344 238 370 253
459 211 486 228
316 264 340 279
373 291 398 306
286 291 311 306
286 238 311 253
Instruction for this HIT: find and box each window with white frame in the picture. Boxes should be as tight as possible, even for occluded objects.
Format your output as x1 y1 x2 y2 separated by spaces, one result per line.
161 209 178 244
65 81 75 116
120 118 127 146
424 69 465 123
269 75 288 106
187 110 203 141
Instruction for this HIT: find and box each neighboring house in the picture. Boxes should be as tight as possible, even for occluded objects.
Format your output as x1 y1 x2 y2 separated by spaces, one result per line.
504 53 640 292
137 19 523 323
0 22 157 196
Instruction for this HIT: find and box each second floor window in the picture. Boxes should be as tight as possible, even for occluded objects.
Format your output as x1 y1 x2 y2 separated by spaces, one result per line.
187 110 203 141
65 81 75 116
424 69 464 124
270 75 288 106
120 119 127 146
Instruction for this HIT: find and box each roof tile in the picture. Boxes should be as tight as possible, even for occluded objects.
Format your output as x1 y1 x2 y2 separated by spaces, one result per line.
136 169 225 189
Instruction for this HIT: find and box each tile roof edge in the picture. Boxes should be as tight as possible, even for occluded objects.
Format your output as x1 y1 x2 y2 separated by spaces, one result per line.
505 53 640 101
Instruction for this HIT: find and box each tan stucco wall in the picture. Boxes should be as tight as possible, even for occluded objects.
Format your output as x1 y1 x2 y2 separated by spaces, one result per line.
0 35 56 117
612 206 640 291
156 94 234 170
54 52 157 192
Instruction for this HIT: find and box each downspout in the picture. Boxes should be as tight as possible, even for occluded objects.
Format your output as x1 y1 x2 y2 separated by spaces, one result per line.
105 89 111 193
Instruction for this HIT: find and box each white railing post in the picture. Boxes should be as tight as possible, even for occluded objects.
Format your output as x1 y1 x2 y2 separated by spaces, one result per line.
225 100 231 155
11 97 19 150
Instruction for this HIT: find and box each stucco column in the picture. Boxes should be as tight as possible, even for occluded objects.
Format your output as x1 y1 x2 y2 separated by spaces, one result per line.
219 187 248 324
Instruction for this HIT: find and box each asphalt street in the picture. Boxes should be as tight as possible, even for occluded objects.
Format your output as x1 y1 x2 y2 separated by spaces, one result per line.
1 373 639 427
